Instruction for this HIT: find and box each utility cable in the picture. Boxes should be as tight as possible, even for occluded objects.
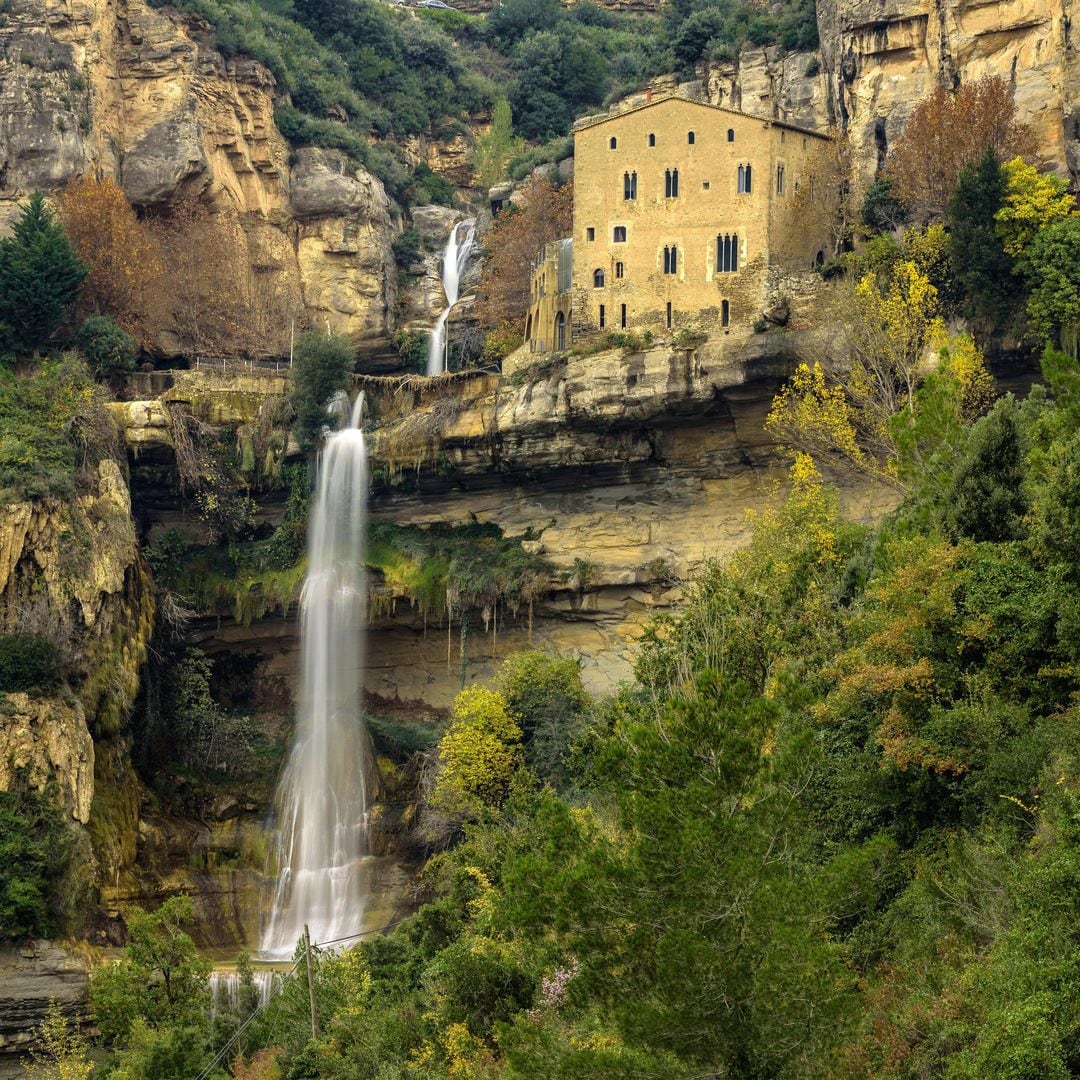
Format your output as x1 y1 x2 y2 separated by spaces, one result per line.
193 923 394 1080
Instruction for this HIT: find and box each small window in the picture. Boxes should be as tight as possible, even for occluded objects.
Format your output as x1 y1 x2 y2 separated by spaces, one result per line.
737 164 752 193
780 129 786 143
593 268 605 288
609 136 617 150
648 133 656 147
816 250 825 266
620 303 627 329
663 245 678 275
615 261 624 279
586 227 595 241
623 171 637 200
776 163 785 195
666 301 672 328
802 137 807 149
599 303 605 330
665 168 680 198
727 128 734 142
613 226 627 243
702 181 710 191
688 131 695 145
721 299 730 327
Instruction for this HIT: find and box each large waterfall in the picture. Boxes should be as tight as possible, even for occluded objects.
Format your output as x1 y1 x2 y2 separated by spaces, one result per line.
260 393 373 959
426 218 476 376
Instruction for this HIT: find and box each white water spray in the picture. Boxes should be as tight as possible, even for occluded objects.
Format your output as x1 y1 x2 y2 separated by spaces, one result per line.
426 218 476 376
260 393 373 959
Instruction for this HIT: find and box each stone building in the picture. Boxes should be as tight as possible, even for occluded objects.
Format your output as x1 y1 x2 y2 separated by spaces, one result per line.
525 94 833 352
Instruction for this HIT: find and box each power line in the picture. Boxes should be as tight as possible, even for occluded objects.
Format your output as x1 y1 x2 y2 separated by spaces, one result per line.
193 924 393 1080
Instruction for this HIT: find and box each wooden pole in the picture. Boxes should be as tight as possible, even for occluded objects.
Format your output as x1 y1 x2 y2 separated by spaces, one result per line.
303 924 319 1040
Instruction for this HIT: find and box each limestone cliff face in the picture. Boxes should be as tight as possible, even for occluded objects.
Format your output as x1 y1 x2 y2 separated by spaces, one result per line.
0 459 152 878
813 0 1076 182
0 0 397 358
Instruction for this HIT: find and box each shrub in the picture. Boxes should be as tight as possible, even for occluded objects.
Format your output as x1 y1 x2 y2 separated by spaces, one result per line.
408 164 455 208
75 315 137 379
431 686 522 816
0 775 71 940
392 227 423 268
289 331 355 452
0 633 62 693
480 325 522 365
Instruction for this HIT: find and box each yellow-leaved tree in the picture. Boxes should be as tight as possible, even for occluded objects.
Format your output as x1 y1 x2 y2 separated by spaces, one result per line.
994 157 1076 259
431 685 523 820
767 261 993 491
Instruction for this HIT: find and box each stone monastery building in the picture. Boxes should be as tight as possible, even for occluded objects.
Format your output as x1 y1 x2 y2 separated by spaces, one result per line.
525 94 833 353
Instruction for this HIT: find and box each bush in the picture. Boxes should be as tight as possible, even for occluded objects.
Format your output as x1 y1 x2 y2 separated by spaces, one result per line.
0 776 71 940
0 633 62 693
408 164 455 208
431 686 522 816
75 315 137 379
392 227 423 268
289 330 355 452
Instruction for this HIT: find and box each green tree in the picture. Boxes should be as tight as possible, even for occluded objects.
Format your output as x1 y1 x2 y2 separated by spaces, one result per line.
0 776 71 940
0 192 87 356
289 330 355 452
89 894 212 1044
943 394 1028 541
862 175 910 233
75 315 138 380
947 148 1016 335
471 98 525 191
1024 216 1080 356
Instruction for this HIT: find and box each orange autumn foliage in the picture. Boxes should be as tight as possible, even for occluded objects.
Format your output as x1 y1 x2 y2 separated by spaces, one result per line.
57 175 164 341
474 174 573 333
885 76 1037 224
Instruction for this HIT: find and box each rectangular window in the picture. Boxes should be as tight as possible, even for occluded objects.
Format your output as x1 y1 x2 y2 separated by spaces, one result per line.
776 164 785 195
615 261 624 279
586 227 595 241
613 226 627 242
666 302 672 329
721 299 730 327
716 233 739 273
599 304 605 330
620 303 627 329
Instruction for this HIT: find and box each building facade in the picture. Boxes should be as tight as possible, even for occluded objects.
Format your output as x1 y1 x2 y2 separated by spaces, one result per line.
525 94 833 353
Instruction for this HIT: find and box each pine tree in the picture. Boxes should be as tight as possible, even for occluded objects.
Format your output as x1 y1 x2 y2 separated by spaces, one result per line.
947 149 1016 336
0 191 87 356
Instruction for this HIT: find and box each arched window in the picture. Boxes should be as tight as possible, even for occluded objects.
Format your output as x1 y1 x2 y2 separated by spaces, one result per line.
525 313 533 339
737 164 745 193
555 311 566 350
745 164 752 192
609 136 617 150
727 128 735 142
593 268 605 288
648 133 656 146
599 304 606 330
688 131 695 144
613 226 626 242
663 246 678 275
623 171 637 200
665 169 679 198
721 299 730 327
776 163 785 195
716 233 739 273
615 261 624 279
816 250 825 266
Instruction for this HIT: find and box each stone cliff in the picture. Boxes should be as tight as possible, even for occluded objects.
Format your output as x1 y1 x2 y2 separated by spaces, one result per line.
0 0 397 359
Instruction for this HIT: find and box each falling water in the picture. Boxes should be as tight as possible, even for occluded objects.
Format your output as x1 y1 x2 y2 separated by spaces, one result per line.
209 969 275 1024
260 393 373 959
426 218 476 376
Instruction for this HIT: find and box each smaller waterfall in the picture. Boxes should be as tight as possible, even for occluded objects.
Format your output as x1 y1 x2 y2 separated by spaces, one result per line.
427 218 476 376
209 969 276 1025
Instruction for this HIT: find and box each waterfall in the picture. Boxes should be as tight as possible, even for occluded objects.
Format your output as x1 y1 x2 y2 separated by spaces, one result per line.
426 218 476 376
209 968 275 1024
260 392 373 959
